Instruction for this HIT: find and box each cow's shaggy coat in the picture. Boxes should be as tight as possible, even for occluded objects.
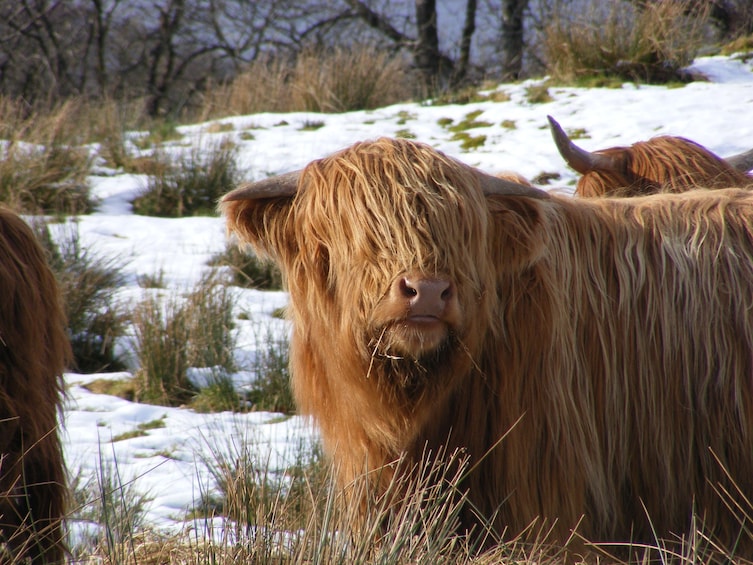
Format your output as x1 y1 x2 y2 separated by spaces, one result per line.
548 115 753 197
0 209 71 563
222 137 753 556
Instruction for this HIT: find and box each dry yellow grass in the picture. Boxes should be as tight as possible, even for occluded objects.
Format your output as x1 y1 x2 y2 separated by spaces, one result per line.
198 45 414 120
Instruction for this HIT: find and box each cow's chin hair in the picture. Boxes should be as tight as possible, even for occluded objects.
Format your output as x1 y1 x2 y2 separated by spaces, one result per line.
367 322 459 395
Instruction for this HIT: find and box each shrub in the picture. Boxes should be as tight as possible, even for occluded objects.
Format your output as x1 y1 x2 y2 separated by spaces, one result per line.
210 244 283 290
290 46 412 113
132 141 241 217
133 293 195 406
246 326 295 414
190 371 241 413
133 275 237 407
69 450 150 561
35 221 128 373
185 274 237 372
199 45 414 119
524 84 553 104
0 97 98 214
0 143 93 215
200 435 327 538
196 440 482 563
541 0 711 84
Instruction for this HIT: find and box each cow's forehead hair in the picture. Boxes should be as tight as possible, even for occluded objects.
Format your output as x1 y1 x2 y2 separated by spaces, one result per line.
293 138 492 282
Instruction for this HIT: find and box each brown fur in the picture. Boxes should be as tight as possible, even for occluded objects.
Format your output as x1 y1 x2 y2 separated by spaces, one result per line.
576 136 753 197
222 137 753 557
0 209 71 563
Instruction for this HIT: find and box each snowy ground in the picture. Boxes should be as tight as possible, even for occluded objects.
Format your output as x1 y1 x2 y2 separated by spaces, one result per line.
60 54 753 539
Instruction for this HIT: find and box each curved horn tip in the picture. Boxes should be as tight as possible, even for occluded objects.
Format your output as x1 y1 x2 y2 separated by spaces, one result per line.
547 115 571 147
221 183 255 203
221 170 301 202
547 115 560 129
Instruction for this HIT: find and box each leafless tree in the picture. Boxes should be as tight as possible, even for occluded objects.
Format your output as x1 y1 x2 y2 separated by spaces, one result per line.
500 0 529 80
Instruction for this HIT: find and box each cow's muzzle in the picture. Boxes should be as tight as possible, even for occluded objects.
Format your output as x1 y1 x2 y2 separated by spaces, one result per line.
392 274 455 322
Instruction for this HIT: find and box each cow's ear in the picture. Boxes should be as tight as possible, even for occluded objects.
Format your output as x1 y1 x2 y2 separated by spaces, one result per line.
220 193 297 265
220 172 300 263
486 194 547 270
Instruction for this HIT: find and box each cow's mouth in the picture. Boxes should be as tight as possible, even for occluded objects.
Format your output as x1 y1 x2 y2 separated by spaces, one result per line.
405 315 442 324
367 320 459 392
375 317 451 359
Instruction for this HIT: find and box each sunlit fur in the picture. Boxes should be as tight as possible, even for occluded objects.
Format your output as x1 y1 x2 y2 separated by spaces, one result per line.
223 137 753 556
0 209 71 563
576 135 753 197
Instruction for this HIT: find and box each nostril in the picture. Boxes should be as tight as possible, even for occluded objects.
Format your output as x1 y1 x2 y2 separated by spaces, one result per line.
440 286 452 301
399 278 418 298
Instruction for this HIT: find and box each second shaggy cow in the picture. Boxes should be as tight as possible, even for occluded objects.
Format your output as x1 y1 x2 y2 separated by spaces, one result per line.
0 209 71 563
548 115 753 196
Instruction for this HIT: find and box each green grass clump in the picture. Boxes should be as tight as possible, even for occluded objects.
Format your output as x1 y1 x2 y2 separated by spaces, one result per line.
525 84 553 104
132 141 241 217
246 327 295 414
449 110 492 131
190 371 241 413
132 121 183 149
395 129 416 139
430 86 488 105
298 120 325 131
36 221 128 373
185 275 237 372
210 244 283 290
83 377 137 401
451 132 487 151
720 34 753 57
133 293 196 406
133 275 238 407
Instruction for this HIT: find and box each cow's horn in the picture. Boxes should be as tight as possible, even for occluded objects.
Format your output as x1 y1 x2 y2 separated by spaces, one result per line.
726 148 753 173
221 170 301 202
478 172 550 199
547 115 620 175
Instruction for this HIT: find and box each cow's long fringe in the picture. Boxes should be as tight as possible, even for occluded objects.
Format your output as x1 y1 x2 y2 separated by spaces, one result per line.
222 138 753 558
577 136 753 197
0 209 71 563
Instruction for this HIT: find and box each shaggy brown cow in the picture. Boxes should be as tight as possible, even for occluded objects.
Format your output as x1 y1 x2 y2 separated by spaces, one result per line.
548 115 753 196
221 137 753 557
0 209 71 563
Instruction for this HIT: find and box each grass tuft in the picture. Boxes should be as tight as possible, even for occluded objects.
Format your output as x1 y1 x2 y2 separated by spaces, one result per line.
246 326 295 414
199 45 413 119
35 220 129 373
132 141 241 217
541 0 710 84
132 274 237 407
210 243 283 290
69 447 151 561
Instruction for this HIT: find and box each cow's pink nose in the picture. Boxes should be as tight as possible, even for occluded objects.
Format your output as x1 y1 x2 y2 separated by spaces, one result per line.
395 275 453 318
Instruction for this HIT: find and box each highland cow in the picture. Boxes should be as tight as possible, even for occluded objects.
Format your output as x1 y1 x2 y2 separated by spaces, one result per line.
0 209 71 563
548 115 753 196
221 137 753 557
